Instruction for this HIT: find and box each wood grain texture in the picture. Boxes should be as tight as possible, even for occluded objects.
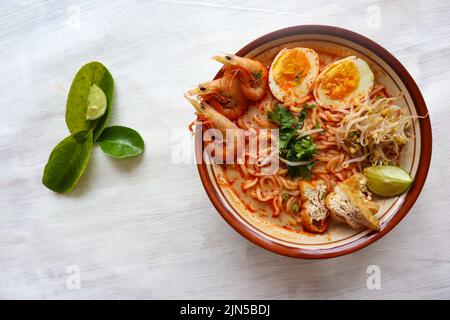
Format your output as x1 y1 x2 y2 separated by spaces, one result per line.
1 0 449 299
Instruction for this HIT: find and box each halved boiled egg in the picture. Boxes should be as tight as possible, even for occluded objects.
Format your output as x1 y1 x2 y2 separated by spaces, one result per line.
313 56 374 109
268 48 319 105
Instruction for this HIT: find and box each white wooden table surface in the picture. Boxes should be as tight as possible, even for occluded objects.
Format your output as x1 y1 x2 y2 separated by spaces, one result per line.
1 0 449 299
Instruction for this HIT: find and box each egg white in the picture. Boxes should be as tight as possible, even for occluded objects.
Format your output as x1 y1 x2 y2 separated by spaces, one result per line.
268 47 319 106
313 56 374 109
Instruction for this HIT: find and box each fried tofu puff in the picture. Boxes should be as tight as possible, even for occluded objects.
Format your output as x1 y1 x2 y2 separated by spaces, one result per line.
299 180 329 233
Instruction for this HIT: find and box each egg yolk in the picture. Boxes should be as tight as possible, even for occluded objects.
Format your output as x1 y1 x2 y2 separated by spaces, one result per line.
273 49 310 91
322 61 360 100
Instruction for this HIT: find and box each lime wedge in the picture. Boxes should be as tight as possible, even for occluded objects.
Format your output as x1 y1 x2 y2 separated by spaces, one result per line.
363 165 413 197
86 84 107 120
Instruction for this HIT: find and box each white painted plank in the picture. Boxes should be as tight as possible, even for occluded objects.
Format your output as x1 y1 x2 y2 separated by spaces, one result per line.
1 0 449 299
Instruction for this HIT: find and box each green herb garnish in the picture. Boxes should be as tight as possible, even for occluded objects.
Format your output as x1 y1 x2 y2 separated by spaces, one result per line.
253 70 262 81
349 130 360 142
279 129 297 150
268 104 297 129
275 106 307 149
268 104 317 179
287 161 315 179
291 136 317 160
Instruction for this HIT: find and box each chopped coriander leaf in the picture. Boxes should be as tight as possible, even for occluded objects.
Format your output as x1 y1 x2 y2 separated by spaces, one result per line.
292 136 316 160
291 203 299 213
282 193 290 201
287 161 315 179
268 104 296 129
253 71 262 81
296 108 308 129
349 130 360 142
315 121 321 129
267 104 317 180
279 129 297 150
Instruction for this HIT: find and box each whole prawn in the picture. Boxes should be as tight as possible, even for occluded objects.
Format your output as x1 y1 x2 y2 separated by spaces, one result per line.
185 94 244 163
213 53 268 101
184 94 239 135
187 70 249 121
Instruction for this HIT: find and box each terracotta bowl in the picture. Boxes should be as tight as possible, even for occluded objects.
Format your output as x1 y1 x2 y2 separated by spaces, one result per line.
195 25 432 259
